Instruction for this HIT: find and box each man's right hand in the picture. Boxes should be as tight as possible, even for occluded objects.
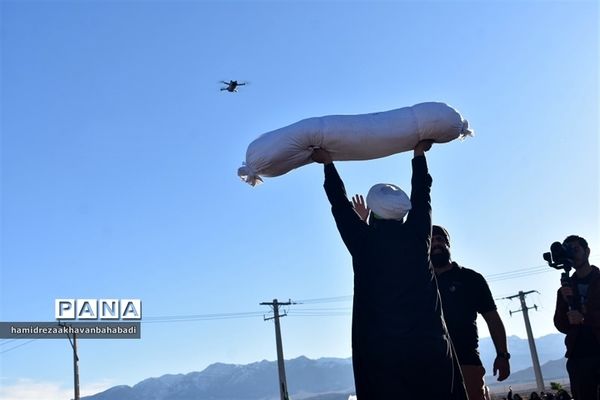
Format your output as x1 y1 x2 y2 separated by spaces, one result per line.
567 310 585 325
311 148 333 164
559 286 573 302
414 140 434 156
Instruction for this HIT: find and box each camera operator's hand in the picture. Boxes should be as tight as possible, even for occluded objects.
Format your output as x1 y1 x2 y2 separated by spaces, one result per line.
559 286 574 302
567 310 585 325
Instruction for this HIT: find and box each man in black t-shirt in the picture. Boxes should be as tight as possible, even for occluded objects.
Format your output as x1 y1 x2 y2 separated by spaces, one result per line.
431 225 510 400
347 215 510 400
553 235 600 400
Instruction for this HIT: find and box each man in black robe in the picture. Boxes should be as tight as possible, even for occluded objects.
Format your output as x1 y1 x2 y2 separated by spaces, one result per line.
312 141 465 399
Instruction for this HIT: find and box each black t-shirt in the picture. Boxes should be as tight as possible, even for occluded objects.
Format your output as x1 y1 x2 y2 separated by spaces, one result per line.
436 263 497 365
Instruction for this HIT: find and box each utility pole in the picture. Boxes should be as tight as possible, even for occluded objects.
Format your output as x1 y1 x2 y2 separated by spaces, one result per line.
260 299 295 400
59 323 80 400
505 290 544 393
72 332 80 400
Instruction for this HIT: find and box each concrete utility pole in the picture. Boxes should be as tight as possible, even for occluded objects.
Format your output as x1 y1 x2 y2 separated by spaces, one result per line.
72 333 80 400
260 299 295 400
59 323 80 400
506 290 544 393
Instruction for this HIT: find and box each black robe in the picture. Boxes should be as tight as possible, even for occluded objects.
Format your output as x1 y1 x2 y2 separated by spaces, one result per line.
323 156 465 399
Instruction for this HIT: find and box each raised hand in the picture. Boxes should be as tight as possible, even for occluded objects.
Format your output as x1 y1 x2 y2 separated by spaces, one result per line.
414 139 434 156
352 194 369 222
311 148 333 164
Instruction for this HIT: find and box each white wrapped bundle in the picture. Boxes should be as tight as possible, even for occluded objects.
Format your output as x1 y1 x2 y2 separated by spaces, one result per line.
238 102 472 186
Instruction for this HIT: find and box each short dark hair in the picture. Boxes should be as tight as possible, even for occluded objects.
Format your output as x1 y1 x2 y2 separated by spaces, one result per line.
563 235 589 250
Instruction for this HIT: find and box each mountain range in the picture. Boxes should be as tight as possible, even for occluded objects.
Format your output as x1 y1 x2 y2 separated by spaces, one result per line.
84 333 569 400
479 333 566 380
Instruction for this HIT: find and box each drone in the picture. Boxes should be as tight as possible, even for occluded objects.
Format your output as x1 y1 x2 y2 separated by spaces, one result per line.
220 80 247 92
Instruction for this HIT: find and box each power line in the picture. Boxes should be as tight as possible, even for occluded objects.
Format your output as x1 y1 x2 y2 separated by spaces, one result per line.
487 269 552 283
289 307 352 312
1 260 586 355
142 315 263 324
292 295 352 304
485 265 548 279
287 313 351 317
142 311 264 323
0 339 37 354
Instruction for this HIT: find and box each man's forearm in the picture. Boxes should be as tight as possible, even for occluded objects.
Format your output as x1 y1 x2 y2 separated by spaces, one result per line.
411 155 430 188
408 155 432 213
323 163 349 207
484 311 508 353
553 294 571 333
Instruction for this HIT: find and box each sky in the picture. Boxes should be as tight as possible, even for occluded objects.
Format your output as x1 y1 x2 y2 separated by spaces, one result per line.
1 0 598 399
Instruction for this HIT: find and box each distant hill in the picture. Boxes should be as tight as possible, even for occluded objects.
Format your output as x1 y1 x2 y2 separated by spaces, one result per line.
84 356 354 400
84 334 570 400
480 333 566 376
502 358 567 384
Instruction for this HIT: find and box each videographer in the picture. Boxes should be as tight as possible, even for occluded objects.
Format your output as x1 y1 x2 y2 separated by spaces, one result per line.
553 235 600 400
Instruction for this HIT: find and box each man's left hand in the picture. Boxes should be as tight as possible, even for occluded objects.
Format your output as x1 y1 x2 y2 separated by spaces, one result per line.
493 356 510 381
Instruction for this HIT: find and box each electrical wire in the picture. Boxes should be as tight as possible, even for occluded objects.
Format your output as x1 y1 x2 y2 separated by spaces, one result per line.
143 311 265 324
0 339 37 354
4 257 597 354
293 295 353 304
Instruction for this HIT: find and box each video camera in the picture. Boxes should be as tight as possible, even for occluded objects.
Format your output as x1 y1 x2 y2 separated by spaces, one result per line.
543 242 574 272
544 242 574 309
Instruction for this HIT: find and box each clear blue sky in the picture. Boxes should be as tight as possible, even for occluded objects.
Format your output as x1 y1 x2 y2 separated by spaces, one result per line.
1 1 598 398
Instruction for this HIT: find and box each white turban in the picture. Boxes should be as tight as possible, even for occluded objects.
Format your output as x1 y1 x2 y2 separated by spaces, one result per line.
366 183 411 221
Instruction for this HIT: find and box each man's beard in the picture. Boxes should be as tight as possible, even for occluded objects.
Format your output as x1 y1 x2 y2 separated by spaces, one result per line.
572 258 586 270
431 248 451 268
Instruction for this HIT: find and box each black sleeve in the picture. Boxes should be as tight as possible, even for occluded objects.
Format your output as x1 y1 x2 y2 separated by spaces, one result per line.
473 272 497 314
323 163 368 258
554 289 570 334
404 155 433 241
